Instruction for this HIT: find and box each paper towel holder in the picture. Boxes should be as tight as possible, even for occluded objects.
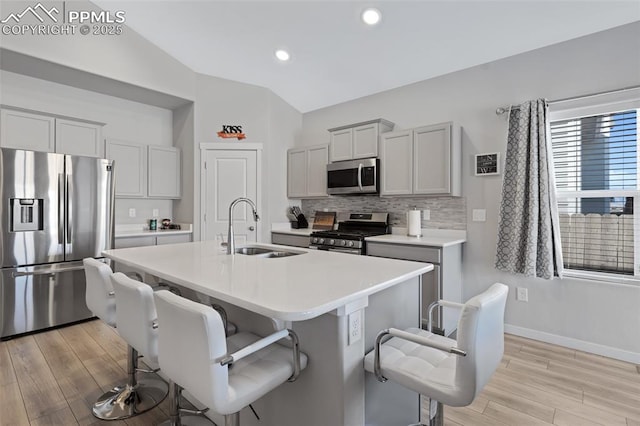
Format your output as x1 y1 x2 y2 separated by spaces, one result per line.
407 207 422 238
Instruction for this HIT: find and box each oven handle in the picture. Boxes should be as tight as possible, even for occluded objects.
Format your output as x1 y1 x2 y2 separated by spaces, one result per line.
357 163 363 191
311 246 362 255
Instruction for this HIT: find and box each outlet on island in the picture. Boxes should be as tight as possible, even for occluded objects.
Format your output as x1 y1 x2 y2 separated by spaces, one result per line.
348 310 362 345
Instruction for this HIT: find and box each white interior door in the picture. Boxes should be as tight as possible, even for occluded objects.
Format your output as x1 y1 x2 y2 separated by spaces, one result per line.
203 149 258 245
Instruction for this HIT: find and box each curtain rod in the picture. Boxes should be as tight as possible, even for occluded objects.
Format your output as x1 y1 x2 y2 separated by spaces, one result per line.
495 85 640 115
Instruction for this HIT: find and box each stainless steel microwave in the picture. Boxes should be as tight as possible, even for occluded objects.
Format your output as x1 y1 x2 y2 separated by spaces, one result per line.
327 158 379 195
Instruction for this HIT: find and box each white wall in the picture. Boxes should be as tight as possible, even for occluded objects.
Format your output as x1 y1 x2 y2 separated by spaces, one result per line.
172 102 195 228
192 73 299 242
0 70 175 224
0 0 195 100
267 91 302 229
301 22 640 360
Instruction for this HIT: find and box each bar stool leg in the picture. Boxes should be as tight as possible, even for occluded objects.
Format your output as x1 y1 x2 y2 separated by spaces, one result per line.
92 345 169 420
225 412 240 426
432 401 444 426
427 400 443 426
159 381 214 426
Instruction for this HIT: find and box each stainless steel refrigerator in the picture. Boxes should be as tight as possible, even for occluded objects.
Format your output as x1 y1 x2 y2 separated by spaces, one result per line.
0 148 115 339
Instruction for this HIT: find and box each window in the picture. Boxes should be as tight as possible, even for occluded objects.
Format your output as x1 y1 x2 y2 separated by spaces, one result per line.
550 105 639 278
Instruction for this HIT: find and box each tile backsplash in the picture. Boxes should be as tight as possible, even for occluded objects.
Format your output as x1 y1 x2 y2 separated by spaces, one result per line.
302 195 466 230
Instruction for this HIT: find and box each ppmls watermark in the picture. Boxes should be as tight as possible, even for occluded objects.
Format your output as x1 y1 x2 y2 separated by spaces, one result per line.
1 2 126 36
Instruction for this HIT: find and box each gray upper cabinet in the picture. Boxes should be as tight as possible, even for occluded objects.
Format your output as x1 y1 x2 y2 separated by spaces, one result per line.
380 122 461 196
287 148 307 198
106 141 181 199
329 128 353 162
287 144 328 199
106 139 146 198
148 146 181 199
1 108 55 152
328 119 394 162
55 118 104 157
1 107 104 157
379 129 413 196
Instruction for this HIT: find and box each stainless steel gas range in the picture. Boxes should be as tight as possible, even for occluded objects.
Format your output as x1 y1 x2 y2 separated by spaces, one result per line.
309 213 389 255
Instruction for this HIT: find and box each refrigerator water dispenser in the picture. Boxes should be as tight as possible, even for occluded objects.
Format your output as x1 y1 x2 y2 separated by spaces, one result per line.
10 198 43 232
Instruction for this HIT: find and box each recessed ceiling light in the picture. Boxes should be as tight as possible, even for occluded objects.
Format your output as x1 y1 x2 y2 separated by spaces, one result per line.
275 49 290 62
362 8 381 25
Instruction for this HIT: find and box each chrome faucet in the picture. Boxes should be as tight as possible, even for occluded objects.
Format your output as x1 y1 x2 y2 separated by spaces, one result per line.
227 197 260 254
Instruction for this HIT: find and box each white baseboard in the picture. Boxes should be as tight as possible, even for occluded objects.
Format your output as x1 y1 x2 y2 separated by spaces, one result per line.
504 324 640 364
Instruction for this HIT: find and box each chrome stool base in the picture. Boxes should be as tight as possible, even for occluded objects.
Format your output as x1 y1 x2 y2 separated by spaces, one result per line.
158 414 215 426
92 376 169 420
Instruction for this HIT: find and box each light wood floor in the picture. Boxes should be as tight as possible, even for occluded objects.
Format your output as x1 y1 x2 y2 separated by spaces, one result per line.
1 320 639 426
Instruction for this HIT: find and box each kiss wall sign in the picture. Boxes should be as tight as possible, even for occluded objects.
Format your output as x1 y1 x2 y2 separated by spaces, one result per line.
217 125 246 140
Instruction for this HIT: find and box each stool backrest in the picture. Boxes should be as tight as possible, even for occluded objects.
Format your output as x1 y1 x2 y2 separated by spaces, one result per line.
455 283 508 405
154 290 229 411
111 273 159 362
83 258 116 327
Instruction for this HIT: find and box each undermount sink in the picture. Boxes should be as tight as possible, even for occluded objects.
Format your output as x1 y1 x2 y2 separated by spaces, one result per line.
235 247 273 256
262 251 300 258
235 246 304 258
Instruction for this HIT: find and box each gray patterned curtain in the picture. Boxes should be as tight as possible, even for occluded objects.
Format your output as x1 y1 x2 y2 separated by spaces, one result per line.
495 99 564 279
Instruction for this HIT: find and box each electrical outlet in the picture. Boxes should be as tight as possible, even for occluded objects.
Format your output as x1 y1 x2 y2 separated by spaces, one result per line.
516 287 528 302
152 209 159 217
128 208 136 218
423 209 431 220
472 209 486 222
348 310 362 345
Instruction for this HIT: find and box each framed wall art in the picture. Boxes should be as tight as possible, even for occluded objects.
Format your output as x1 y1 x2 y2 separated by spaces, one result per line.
475 152 500 176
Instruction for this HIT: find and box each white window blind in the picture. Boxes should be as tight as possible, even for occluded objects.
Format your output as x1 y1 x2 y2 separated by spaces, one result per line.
550 109 638 276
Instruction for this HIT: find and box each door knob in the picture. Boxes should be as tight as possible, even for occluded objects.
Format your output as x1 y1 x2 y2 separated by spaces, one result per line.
249 226 255 231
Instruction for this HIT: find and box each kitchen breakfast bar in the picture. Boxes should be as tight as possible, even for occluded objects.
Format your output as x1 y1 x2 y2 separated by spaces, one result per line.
103 241 433 426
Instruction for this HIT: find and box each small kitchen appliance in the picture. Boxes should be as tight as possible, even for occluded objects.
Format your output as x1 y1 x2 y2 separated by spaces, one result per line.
327 158 379 195
309 212 389 255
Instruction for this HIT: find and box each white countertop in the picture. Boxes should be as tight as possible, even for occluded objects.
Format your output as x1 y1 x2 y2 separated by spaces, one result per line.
271 222 314 236
103 241 431 321
366 228 466 248
115 223 193 238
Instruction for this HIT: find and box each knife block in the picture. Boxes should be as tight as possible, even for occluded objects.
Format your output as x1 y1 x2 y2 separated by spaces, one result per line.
291 214 309 229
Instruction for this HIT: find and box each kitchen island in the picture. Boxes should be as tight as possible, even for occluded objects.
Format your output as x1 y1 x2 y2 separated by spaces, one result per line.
103 240 432 426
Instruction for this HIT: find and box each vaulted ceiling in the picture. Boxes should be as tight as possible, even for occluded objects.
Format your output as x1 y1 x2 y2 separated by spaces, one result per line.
93 1 640 112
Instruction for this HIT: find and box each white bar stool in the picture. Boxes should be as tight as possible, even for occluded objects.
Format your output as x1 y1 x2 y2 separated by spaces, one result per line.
364 283 509 426
83 257 168 420
85 258 150 420
153 289 308 426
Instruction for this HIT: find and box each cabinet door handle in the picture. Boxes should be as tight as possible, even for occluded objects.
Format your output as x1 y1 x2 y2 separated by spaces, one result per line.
249 226 255 231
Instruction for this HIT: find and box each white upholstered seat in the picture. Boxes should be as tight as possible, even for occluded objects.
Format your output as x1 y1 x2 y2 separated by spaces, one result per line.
364 283 508 425
83 257 117 327
111 272 160 364
153 289 308 425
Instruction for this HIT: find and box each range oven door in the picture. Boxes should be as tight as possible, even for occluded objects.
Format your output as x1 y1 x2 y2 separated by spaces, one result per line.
327 158 378 195
311 245 362 255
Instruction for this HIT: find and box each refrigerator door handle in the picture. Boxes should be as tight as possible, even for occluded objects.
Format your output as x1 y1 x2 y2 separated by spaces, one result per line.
12 264 85 277
58 173 65 244
66 173 72 244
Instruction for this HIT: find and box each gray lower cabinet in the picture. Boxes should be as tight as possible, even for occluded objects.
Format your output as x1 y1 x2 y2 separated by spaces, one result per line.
271 232 310 248
113 233 192 275
367 241 462 336
114 233 192 249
